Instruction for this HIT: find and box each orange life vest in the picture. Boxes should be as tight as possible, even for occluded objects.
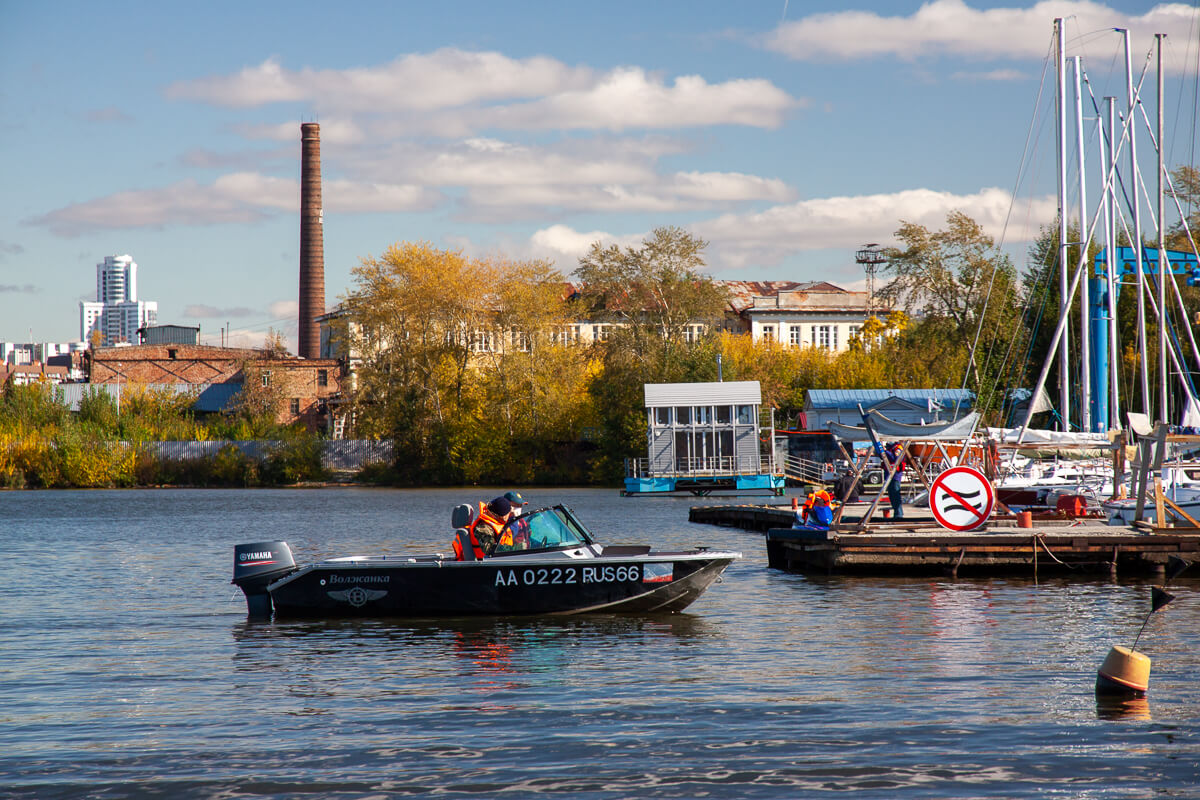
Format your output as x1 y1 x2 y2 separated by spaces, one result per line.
469 504 508 555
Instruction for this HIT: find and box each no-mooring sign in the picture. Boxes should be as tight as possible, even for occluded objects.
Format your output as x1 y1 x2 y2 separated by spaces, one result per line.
929 466 995 531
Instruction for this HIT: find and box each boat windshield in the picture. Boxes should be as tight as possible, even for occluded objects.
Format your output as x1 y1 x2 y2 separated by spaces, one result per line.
492 506 591 555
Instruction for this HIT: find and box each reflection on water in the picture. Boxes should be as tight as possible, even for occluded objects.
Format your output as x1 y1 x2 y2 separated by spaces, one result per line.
1096 696 1152 721
1 488 1199 799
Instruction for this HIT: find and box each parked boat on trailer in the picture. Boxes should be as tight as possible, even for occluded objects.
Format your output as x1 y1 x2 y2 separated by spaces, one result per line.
231 504 740 618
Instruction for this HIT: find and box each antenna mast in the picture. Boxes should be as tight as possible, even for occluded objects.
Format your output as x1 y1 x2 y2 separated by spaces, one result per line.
855 243 886 317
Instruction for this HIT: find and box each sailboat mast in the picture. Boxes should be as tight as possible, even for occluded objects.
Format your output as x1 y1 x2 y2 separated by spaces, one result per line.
1074 56 1091 431
1156 33 1168 424
1123 28 1152 417
1056 19 1072 430
1105 96 1121 428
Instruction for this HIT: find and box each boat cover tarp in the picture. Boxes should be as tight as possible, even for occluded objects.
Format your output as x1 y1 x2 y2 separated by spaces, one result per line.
986 427 1116 447
829 410 980 442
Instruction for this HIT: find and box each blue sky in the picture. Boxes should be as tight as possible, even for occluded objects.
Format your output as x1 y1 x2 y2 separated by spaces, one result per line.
2 1 1197 348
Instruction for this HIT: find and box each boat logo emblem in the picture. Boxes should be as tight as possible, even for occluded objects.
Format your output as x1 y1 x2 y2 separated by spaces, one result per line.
327 586 388 607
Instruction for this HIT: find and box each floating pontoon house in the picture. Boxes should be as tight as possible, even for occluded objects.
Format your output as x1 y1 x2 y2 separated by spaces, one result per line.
624 380 783 495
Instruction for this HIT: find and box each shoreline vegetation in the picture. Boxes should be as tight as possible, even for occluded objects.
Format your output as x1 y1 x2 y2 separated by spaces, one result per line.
10 210 1197 490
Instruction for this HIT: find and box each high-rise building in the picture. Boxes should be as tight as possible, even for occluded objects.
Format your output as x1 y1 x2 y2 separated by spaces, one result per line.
79 255 158 346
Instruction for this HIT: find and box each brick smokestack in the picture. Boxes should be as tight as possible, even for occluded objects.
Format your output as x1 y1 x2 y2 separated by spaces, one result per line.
299 122 325 359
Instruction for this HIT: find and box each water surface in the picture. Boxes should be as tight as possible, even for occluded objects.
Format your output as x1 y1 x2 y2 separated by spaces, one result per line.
1 488 1197 798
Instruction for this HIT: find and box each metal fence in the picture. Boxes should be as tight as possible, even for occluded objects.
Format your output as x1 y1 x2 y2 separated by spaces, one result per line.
625 455 778 478
132 440 394 471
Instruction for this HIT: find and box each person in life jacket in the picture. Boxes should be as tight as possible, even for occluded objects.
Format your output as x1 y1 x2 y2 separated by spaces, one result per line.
452 496 514 560
794 490 835 529
807 489 835 529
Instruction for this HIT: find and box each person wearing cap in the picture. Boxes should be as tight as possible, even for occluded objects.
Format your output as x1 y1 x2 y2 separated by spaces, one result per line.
504 491 527 517
469 496 514 554
873 440 906 519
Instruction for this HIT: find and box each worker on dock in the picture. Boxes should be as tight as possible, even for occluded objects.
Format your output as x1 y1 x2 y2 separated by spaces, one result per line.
875 441 906 519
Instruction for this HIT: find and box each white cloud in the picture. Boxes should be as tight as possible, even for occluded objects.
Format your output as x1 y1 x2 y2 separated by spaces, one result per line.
765 1 1198 68
29 173 438 235
239 118 366 145
530 188 1057 273
952 69 1027 81
268 300 298 318
170 53 800 134
695 187 1057 267
528 225 645 264
166 50 594 111
477 68 799 132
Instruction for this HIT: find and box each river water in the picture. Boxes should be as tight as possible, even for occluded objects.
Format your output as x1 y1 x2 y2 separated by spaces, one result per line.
1 487 1197 799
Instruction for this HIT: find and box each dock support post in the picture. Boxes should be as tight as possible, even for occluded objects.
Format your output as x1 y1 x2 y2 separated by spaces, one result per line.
1033 535 1038 584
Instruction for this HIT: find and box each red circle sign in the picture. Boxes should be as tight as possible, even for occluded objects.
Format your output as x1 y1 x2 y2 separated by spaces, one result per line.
929 466 995 531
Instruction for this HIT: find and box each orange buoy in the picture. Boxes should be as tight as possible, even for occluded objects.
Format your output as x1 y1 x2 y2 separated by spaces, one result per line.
1016 510 1033 528
1096 645 1151 696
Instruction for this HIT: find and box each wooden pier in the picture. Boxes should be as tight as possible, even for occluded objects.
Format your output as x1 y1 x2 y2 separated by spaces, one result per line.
689 503 1200 577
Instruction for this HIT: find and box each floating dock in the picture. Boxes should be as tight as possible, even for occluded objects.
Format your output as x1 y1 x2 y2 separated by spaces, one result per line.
688 504 1200 577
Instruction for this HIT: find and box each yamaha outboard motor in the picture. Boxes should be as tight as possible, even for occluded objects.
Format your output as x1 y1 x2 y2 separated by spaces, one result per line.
232 541 297 616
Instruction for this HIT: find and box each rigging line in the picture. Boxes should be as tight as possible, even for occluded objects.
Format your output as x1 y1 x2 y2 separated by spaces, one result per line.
957 32 1056 415
1000 249 1056 425
1168 7 1200 168
1128 104 1200 379
1137 99 1200 260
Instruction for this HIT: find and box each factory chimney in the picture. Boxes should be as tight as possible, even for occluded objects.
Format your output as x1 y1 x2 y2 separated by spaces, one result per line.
298 122 325 359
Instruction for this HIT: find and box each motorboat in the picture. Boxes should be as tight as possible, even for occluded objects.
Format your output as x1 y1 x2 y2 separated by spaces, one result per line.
231 504 741 618
1102 486 1200 525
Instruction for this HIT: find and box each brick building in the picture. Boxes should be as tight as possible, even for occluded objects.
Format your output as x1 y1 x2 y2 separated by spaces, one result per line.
87 344 343 430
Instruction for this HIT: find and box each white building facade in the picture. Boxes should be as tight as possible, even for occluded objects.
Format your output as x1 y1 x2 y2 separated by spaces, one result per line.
80 255 158 346
721 281 877 351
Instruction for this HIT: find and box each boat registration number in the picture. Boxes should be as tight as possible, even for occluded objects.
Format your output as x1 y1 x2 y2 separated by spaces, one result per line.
494 565 640 587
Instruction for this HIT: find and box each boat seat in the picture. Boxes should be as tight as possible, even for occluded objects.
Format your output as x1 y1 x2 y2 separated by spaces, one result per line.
454 528 479 561
451 503 477 529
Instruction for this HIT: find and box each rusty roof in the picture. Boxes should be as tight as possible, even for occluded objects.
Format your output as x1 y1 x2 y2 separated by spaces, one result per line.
717 280 850 313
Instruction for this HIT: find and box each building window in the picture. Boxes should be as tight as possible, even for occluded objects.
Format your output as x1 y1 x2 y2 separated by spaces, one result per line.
737 404 754 425
317 369 328 387
261 371 271 387
289 398 300 415
788 326 802 347
716 405 732 425
849 325 861 341
813 325 838 350
593 324 611 342
511 329 530 352
694 406 711 424
675 406 692 425
167 348 178 360
654 407 672 426
471 330 495 353
761 324 775 342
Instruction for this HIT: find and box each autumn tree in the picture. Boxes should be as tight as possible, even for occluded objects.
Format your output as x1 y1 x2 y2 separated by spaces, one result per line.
574 226 728 362
1165 164 1199 253
573 227 729 479
880 212 1025 413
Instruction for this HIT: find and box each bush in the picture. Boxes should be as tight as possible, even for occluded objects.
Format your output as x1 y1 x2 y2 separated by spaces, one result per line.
263 437 326 484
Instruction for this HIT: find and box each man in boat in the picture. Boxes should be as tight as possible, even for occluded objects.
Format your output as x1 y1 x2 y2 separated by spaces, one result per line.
474 496 517 552
504 491 527 516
